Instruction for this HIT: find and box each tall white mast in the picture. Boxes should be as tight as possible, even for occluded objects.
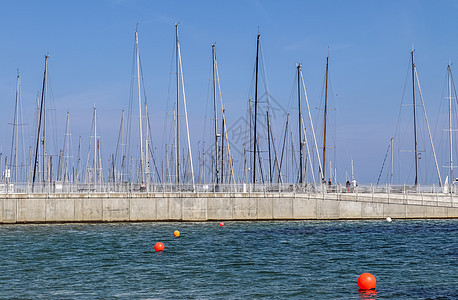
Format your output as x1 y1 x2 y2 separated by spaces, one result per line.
414 64 442 186
120 110 125 182
175 23 180 184
76 136 81 183
214 45 236 184
390 137 394 185
64 112 70 183
14 71 19 184
300 71 323 183
93 107 97 185
298 64 303 184
135 30 145 184
145 101 150 186
448 64 453 185
212 44 219 184
177 33 195 187
351 159 354 180
411 51 419 186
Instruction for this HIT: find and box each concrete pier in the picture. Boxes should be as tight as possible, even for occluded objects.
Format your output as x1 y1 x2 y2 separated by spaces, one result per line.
1 191 457 223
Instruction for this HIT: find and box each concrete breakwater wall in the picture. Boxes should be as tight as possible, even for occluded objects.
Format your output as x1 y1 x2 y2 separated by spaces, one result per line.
0 192 457 224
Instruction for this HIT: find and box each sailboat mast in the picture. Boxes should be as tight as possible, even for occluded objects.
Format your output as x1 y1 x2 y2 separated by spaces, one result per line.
351 159 354 180
286 115 289 182
322 54 329 182
175 23 180 184
120 110 124 182
65 112 70 183
411 51 419 186
214 53 236 184
145 101 150 186
390 137 394 185
279 114 289 183
14 71 19 184
267 111 271 183
212 44 219 184
135 30 145 184
43 56 49 183
93 107 97 185
32 55 49 189
298 64 303 184
253 34 260 184
77 136 81 183
176 27 195 187
221 110 225 184
448 64 453 185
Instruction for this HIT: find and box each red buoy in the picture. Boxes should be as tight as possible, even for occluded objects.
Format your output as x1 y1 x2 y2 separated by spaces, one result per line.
357 273 376 289
154 242 165 252
219 222 225 227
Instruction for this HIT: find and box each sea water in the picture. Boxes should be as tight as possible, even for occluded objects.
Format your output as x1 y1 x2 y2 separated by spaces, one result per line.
0 220 456 299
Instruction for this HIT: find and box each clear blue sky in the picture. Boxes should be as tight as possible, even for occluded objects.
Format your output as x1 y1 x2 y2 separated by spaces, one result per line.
1 0 458 184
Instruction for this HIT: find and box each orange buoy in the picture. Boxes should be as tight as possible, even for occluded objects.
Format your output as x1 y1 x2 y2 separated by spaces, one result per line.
173 230 180 237
219 222 225 227
357 273 376 290
154 242 165 252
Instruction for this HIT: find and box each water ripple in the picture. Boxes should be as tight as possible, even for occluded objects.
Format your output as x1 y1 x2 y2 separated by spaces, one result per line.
0 220 456 299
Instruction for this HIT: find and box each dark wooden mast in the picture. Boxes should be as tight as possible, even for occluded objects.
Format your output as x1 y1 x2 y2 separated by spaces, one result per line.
322 54 329 182
253 34 260 184
32 55 49 189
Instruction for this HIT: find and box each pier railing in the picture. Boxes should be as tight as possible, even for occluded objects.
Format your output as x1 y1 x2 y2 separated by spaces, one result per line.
0 182 455 208
0 181 455 195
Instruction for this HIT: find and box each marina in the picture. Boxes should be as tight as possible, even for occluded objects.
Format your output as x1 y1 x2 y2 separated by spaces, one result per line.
2 35 458 223
1 29 458 223
2 2 458 299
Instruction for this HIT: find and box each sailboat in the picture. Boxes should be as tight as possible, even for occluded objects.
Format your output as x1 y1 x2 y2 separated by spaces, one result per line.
252 34 260 185
8 70 21 191
391 51 442 188
32 55 50 193
120 27 161 192
296 63 321 188
172 23 195 190
321 54 329 184
441 64 457 193
210 44 236 190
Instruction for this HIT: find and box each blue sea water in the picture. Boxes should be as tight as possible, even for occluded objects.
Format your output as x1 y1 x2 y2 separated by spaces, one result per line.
0 220 456 299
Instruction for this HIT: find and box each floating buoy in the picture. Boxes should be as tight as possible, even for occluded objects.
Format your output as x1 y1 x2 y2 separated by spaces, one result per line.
154 242 165 252
386 217 392 222
173 230 180 237
357 273 376 290
219 222 225 227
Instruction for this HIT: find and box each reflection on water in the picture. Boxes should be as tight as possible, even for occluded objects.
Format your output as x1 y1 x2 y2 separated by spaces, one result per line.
358 289 377 300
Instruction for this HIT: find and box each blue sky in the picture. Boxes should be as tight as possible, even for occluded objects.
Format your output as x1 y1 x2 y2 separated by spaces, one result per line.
1 0 458 184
